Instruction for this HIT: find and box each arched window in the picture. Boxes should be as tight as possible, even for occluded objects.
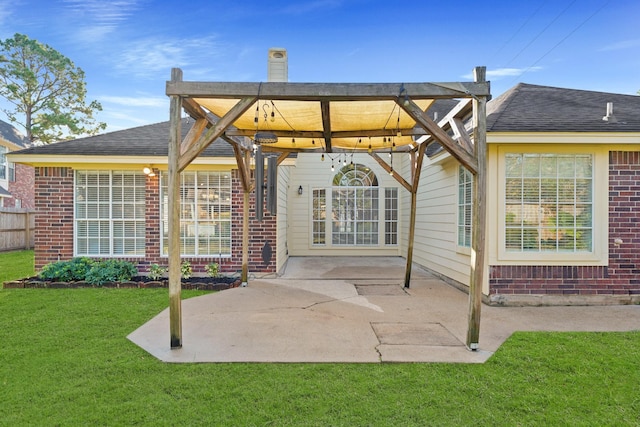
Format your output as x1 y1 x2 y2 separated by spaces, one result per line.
312 163 398 248
332 163 378 187
331 164 379 245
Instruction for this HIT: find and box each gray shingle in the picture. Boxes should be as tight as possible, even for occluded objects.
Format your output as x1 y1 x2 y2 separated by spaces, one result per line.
12 118 236 157
0 120 29 147
487 83 640 132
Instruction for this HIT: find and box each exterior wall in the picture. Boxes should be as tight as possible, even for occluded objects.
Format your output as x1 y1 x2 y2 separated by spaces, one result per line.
488 150 640 299
7 163 35 209
32 166 278 276
34 167 74 269
276 164 291 274
409 154 472 286
287 152 403 256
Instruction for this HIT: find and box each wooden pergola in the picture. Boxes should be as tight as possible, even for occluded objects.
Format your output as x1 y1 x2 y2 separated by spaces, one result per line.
165 67 490 351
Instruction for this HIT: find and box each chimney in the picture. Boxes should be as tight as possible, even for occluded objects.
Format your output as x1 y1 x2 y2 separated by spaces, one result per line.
267 48 288 82
602 102 617 123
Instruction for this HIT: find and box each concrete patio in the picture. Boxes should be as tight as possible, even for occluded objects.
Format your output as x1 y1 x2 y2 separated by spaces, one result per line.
127 257 640 363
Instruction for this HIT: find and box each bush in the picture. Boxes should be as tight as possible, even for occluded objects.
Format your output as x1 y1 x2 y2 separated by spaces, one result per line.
39 257 95 282
181 261 192 279
147 264 166 280
205 262 219 278
85 260 138 286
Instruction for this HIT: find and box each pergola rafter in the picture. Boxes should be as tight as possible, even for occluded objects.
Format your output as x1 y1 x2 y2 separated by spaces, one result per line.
166 67 490 352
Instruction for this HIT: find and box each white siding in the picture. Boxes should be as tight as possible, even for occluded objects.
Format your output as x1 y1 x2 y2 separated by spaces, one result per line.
276 164 291 273
409 155 472 286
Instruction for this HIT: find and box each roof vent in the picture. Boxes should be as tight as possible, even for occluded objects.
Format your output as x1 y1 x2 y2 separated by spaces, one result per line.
602 102 617 123
267 48 288 82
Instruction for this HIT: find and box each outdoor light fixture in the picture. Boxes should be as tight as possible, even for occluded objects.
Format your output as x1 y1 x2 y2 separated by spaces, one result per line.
298 185 303 195
254 131 278 144
143 166 155 177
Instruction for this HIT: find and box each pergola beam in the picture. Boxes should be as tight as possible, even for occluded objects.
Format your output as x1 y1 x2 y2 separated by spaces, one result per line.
178 96 256 171
399 98 478 174
321 100 333 152
167 81 491 100
369 152 412 193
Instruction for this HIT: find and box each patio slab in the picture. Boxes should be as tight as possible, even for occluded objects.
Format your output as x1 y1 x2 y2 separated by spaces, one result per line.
127 257 640 363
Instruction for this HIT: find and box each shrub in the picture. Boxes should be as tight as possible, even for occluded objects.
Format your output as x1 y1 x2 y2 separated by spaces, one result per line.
39 257 95 282
85 260 138 286
205 262 219 278
181 261 192 279
147 264 166 280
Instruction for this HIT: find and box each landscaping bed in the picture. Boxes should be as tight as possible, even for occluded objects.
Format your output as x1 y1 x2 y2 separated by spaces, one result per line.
3 275 241 290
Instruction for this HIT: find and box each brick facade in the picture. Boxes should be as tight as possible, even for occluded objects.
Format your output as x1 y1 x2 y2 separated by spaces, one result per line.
5 163 35 209
33 167 278 275
489 151 640 297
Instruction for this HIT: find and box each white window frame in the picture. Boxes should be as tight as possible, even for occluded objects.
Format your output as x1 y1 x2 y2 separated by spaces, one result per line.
497 146 608 265
0 146 6 180
74 170 146 257
160 170 232 257
457 166 473 250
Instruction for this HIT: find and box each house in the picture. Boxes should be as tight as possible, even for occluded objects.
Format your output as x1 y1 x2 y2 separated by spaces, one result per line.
0 120 34 209
9 83 640 305
421 83 640 305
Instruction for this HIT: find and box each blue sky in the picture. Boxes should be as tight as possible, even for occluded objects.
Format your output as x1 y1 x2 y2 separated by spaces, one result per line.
0 0 638 133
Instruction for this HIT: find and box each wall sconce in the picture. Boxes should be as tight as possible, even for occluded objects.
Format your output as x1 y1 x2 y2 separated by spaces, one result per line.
143 166 155 177
298 185 303 195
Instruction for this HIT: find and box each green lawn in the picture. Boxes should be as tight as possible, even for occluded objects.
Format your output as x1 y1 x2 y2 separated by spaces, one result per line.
0 251 639 425
0 249 34 283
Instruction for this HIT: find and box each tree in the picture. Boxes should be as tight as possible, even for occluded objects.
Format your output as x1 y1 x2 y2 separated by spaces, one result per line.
0 33 106 144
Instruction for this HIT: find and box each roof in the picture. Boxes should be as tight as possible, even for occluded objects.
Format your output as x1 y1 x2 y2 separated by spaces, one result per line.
0 120 29 148
487 83 640 132
10 118 236 158
0 186 11 197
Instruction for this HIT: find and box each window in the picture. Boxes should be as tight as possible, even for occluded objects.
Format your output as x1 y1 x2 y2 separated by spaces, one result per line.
332 164 379 246
385 188 398 245
458 166 473 247
8 161 15 182
75 171 146 256
0 146 6 180
504 153 593 253
312 189 326 245
311 163 397 247
160 171 232 256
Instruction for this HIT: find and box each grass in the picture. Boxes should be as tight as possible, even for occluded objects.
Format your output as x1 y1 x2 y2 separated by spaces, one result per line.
0 250 639 425
0 249 34 284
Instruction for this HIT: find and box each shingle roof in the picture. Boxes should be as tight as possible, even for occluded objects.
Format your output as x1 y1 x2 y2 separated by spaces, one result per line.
12 118 236 157
487 83 640 132
0 120 29 148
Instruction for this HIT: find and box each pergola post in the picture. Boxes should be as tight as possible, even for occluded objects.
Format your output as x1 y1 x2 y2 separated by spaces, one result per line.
466 66 488 350
168 68 183 348
404 141 427 288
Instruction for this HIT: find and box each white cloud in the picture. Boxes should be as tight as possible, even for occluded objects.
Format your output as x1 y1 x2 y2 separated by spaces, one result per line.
463 67 543 80
99 95 167 108
62 0 141 41
599 39 640 52
115 36 221 78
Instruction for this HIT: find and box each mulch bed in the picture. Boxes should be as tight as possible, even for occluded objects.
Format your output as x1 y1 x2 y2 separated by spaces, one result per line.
2 275 242 291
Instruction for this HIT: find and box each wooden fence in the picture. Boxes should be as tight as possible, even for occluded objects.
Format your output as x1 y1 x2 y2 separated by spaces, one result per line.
0 209 35 251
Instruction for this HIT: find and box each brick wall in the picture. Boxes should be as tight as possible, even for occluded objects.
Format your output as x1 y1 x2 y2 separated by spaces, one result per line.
34 167 74 269
6 163 35 209
32 167 278 276
489 151 640 297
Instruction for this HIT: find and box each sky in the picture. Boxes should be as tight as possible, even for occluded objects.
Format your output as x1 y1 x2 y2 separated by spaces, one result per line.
0 0 638 134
